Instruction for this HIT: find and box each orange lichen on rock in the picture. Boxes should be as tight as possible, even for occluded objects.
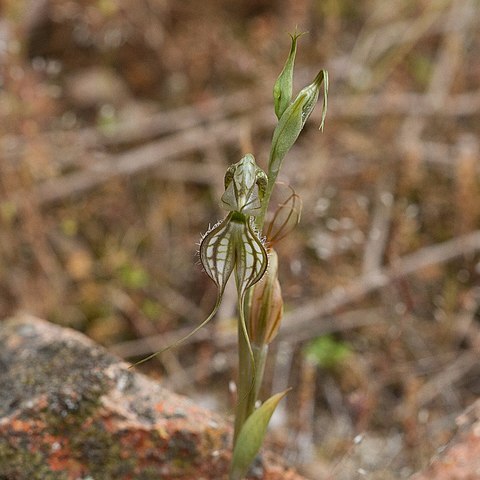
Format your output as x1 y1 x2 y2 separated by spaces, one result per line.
0 314 305 480
411 400 480 480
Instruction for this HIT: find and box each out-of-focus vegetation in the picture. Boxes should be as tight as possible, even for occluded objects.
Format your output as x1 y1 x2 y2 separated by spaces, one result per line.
304 335 352 370
1 0 479 478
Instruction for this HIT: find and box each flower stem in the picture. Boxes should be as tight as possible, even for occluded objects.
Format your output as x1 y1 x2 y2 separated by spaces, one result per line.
233 330 269 444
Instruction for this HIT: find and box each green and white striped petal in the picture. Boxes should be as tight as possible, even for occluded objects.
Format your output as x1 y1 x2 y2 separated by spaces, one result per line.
200 212 236 295
200 211 267 298
232 214 268 295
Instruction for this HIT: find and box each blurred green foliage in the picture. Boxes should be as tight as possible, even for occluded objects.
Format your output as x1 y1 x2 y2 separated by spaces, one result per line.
304 335 351 369
118 263 150 290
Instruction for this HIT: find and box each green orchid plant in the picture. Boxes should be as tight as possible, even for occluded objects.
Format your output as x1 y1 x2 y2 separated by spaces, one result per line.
133 32 328 480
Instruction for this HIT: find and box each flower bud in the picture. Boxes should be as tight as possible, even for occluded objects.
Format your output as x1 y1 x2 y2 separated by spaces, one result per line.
273 32 304 119
248 249 283 345
269 69 328 177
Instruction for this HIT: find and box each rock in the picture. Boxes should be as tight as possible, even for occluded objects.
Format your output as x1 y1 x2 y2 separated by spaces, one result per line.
410 400 480 480
0 314 304 480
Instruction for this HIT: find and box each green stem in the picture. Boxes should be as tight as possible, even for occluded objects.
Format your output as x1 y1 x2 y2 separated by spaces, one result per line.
233 332 268 445
235 149 278 443
233 321 252 444
255 159 277 233
252 343 268 402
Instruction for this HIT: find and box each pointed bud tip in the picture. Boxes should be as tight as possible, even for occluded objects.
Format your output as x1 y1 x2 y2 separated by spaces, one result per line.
289 29 307 42
315 69 328 131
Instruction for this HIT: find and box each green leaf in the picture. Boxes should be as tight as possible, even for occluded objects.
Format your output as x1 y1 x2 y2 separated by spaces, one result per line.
273 31 304 119
229 389 290 480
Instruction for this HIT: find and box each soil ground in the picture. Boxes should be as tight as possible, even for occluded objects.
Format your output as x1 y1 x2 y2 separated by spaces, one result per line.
1 1 480 478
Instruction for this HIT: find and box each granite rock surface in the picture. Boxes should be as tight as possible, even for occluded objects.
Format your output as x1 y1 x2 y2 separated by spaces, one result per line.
0 314 304 480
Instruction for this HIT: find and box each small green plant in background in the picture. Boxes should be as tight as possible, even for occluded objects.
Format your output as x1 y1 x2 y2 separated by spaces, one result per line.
133 32 328 479
304 335 352 370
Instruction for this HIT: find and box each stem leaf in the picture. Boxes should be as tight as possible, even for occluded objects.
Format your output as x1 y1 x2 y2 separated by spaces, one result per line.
229 389 290 480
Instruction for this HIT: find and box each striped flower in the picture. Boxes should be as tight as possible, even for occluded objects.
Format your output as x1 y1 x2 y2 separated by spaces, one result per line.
200 211 268 300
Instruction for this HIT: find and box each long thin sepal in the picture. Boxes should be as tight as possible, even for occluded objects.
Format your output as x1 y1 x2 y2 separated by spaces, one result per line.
129 293 222 368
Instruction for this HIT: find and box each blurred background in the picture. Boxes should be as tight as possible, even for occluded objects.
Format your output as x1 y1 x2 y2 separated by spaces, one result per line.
1 0 480 478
